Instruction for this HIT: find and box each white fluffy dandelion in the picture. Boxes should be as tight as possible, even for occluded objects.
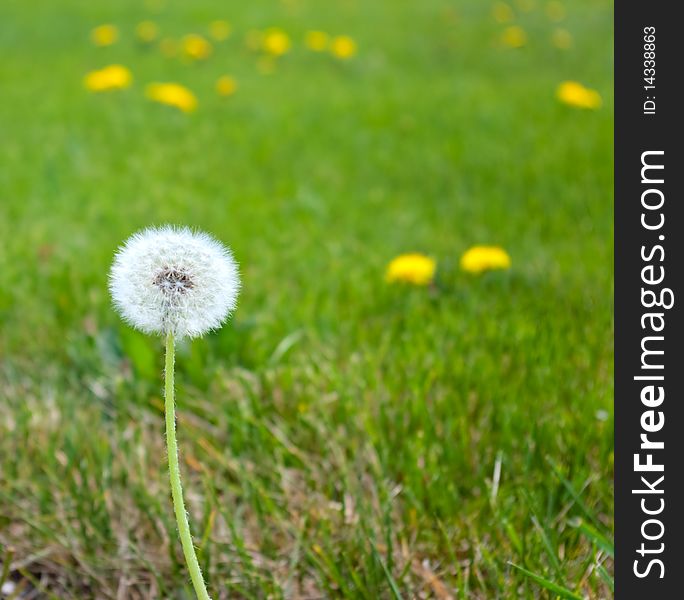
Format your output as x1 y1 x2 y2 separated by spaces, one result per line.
109 225 240 339
109 225 240 600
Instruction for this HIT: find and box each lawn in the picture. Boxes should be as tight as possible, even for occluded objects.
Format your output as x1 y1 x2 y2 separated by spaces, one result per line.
0 0 613 597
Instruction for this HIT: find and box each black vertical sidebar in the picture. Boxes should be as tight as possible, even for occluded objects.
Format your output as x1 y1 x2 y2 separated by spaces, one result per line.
615 1 682 597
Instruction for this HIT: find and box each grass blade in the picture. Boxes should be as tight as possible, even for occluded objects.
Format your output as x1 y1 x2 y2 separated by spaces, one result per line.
508 563 583 600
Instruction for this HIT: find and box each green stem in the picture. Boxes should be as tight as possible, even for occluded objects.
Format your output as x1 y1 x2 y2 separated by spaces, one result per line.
165 331 211 600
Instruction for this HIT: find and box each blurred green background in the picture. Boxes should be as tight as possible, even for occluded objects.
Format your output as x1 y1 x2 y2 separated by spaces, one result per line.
0 0 612 597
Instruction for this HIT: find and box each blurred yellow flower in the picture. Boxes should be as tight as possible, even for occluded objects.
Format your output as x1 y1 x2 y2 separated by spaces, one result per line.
305 30 329 51
330 35 357 59
551 28 572 49
83 64 132 92
385 253 437 286
216 75 237 96
146 82 198 112
556 81 602 109
182 34 212 60
263 28 291 56
501 25 527 48
209 20 231 41
460 246 511 274
159 37 178 57
136 21 159 43
545 1 566 21
91 24 118 47
492 2 514 23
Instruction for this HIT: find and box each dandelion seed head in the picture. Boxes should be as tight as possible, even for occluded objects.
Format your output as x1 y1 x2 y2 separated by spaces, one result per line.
109 226 240 338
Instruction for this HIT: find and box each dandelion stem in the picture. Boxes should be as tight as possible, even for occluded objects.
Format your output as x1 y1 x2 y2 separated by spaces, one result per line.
164 331 211 600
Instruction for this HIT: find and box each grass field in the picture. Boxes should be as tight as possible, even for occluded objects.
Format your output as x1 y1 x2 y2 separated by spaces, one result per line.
0 0 613 597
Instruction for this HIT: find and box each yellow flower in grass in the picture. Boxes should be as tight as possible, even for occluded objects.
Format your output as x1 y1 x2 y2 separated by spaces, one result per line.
91 24 118 47
216 75 237 96
136 21 159 43
183 34 212 60
501 25 527 48
551 28 572 49
146 82 197 112
305 30 329 51
460 246 511 274
556 81 602 109
385 253 437 286
330 35 357 59
492 2 514 23
84 64 132 92
209 20 231 41
263 28 291 56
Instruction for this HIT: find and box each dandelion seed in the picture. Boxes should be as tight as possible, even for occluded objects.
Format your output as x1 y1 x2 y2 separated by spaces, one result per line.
110 226 240 600
183 34 212 60
305 30 329 51
146 82 198 112
136 21 159 43
556 81 602 109
109 226 239 338
209 20 231 41
216 75 237 96
330 35 357 59
501 25 527 48
385 253 436 286
83 64 132 92
460 246 511 274
91 24 118 47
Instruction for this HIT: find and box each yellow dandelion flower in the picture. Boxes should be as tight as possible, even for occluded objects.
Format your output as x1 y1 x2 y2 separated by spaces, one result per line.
182 34 212 60
385 253 437 286
492 2 514 23
551 28 572 49
83 64 132 92
159 37 178 57
263 28 291 56
146 82 198 113
545 1 566 22
91 24 118 47
209 20 231 41
460 246 511 275
330 35 357 59
556 81 602 109
216 75 237 96
136 21 159 43
305 30 329 51
501 25 527 48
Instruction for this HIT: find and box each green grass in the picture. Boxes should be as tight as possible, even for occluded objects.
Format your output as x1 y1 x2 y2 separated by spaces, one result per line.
0 0 613 597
